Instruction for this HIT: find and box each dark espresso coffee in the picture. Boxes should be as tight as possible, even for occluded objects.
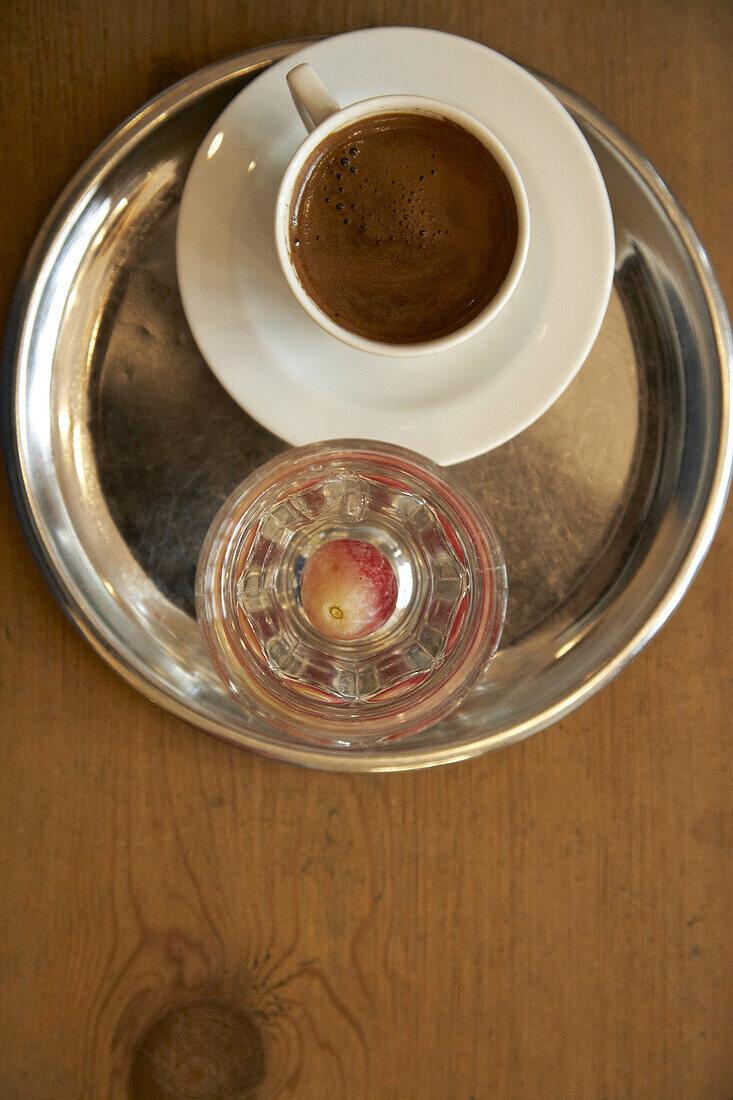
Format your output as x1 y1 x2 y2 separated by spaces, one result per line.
288 111 519 344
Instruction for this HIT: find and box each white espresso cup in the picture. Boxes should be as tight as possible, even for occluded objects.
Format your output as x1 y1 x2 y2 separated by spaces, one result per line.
275 63 530 357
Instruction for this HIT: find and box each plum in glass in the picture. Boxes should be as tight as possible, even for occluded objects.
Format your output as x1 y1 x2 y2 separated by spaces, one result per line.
300 538 398 640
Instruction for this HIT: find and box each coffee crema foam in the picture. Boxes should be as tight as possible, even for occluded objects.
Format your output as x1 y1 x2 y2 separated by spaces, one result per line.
288 111 519 344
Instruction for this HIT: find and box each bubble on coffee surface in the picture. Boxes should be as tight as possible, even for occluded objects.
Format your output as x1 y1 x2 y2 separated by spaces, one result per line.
310 136 449 245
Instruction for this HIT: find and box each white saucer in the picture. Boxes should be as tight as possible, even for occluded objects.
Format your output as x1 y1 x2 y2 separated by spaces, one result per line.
176 28 614 465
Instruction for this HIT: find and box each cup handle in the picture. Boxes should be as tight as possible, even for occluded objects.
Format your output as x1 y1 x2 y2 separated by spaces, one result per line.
286 64 341 132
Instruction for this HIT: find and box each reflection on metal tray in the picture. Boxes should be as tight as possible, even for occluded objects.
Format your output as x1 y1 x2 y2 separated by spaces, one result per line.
4 43 731 770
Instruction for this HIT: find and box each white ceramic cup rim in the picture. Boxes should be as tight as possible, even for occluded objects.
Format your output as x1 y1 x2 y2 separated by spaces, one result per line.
275 90 531 358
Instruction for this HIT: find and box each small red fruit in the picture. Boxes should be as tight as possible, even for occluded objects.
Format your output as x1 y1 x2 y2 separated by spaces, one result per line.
300 538 398 640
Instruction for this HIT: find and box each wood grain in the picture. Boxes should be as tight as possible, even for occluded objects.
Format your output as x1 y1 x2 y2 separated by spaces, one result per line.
1 1 731 1097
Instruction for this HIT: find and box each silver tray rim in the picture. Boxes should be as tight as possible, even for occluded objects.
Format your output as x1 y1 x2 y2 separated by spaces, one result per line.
3 38 732 772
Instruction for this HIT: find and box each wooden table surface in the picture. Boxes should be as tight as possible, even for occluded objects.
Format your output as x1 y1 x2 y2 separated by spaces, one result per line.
1 2 731 1097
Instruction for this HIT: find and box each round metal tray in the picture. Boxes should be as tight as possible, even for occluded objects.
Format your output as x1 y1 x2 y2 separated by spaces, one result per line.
3 41 731 771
